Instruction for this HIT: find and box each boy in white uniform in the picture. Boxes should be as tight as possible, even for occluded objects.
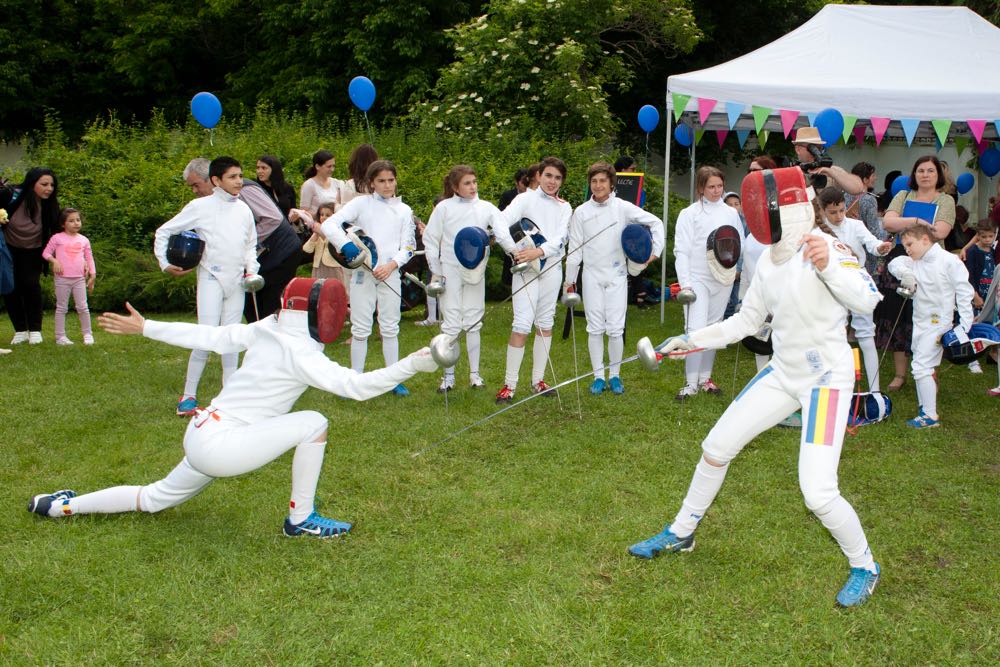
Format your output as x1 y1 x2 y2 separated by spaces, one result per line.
154 156 259 416
818 187 893 392
423 165 517 391
27 278 440 537
495 156 572 404
629 168 883 608
322 160 416 396
889 224 974 428
564 162 664 395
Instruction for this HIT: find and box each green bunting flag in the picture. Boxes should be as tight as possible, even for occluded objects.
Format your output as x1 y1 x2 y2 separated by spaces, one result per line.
954 136 969 156
752 106 772 134
841 115 858 144
930 120 952 146
671 93 691 122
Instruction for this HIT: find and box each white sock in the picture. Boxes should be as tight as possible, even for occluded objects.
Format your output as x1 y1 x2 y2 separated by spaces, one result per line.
915 375 938 417
466 331 481 375
531 334 552 385
858 337 880 393
184 350 209 398
588 333 605 378
698 349 718 384
813 497 876 572
608 335 624 377
289 440 327 524
221 355 237 385
505 344 525 388
685 352 700 388
426 296 438 321
670 458 729 537
444 365 456 380
351 337 368 373
382 335 399 366
56 486 141 517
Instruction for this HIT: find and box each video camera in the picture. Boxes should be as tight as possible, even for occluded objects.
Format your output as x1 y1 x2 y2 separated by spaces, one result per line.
795 143 833 173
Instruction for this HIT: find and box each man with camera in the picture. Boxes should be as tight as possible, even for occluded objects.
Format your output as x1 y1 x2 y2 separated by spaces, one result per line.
793 127 864 196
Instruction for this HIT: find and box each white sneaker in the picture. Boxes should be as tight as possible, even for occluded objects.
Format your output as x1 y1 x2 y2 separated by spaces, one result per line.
438 376 455 393
969 360 983 374
56 337 74 346
0 348 11 355
10 331 28 345
469 373 485 388
83 334 94 345
674 385 699 401
28 332 43 345
415 319 441 327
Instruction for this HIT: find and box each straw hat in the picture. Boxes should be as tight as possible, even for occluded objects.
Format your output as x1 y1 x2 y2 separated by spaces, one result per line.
793 126 825 145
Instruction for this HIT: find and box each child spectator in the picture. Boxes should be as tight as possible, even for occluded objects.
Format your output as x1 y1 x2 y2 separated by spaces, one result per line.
964 218 997 374
42 208 96 345
297 203 345 283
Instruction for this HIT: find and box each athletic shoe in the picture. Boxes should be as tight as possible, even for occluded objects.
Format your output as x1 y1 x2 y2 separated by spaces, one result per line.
438 376 455 393
0 348 10 355
83 334 95 345
608 376 625 395
988 386 1000 397
906 410 940 429
415 319 441 327
836 563 880 607
699 378 721 394
969 360 983 374
28 331 43 345
55 337 74 346
282 511 352 538
675 385 699 401
469 373 485 389
495 385 514 404
778 411 803 429
177 395 198 417
27 489 77 517
10 331 28 345
533 380 555 397
589 378 606 395
392 383 410 397
628 526 695 559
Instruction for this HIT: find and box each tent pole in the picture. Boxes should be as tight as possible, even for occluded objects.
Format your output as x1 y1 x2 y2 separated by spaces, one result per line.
661 99 672 324
689 131 696 201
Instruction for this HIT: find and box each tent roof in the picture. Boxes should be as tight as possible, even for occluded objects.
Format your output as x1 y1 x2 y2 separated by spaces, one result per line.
667 5 1000 125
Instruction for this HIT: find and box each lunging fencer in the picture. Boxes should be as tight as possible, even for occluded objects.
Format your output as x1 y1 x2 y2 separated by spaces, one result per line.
564 162 664 395
27 278 440 537
423 165 517 392
629 168 883 608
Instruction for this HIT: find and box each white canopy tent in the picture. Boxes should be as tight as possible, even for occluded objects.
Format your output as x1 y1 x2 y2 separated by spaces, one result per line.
659 4 1000 321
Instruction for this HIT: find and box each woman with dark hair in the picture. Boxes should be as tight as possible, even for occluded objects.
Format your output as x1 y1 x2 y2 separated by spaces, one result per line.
340 144 379 206
747 155 779 172
1 168 61 344
300 150 343 213
845 161 884 274
255 155 296 217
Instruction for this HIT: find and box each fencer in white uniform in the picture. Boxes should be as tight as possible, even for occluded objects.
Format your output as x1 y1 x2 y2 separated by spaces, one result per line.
889 225 974 428
818 187 893 392
27 278 440 537
322 161 416 395
564 162 664 395
629 167 884 608
495 157 572 403
423 166 517 391
673 167 744 399
153 157 259 415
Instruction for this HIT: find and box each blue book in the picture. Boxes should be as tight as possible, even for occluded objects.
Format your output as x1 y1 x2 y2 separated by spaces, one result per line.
902 199 938 224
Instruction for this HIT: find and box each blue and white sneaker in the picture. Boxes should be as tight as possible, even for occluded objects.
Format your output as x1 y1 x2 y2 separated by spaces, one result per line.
628 525 695 559
836 563 880 607
282 512 352 538
589 378 606 395
906 410 940 429
608 376 625 395
177 395 198 416
392 384 410 397
27 489 76 517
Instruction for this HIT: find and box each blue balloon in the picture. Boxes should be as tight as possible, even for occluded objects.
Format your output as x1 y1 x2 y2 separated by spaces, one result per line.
637 105 660 133
349 76 377 112
813 108 844 147
890 174 910 198
980 147 1000 178
956 172 975 195
674 125 694 148
190 92 222 129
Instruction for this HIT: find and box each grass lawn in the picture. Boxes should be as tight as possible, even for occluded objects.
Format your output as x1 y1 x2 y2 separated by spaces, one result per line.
1 301 998 665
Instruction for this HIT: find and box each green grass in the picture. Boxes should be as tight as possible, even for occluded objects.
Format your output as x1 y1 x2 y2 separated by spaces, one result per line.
2 303 999 665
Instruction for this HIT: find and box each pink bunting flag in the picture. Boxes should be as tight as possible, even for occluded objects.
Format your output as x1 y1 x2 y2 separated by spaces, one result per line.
852 125 866 146
779 110 799 138
698 98 718 126
977 138 990 154
967 119 987 144
870 117 890 146
715 129 729 147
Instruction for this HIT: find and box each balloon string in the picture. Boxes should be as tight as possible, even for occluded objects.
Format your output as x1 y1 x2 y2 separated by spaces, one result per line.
209 128 215 147
363 112 375 146
644 132 650 173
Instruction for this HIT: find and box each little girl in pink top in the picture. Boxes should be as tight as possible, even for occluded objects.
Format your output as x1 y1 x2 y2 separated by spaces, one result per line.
42 208 96 345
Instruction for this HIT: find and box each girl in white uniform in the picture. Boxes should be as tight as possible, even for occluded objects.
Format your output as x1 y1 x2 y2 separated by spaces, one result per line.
423 165 517 391
673 166 744 399
322 160 416 396
564 162 664 395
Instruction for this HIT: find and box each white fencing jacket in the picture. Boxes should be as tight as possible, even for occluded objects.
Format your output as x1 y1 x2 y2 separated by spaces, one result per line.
423 195 516 276
888 243 974 332
565 193 664 284
674 197 744 294
501 187 571 266
322 193 416 269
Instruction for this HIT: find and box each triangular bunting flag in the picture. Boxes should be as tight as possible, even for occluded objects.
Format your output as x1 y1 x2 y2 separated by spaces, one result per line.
994 121 1000 140
759 129 770 148
694 128 705 145
842 115 858 144
967 119 987 144
935 136 943 152
752 106 772 134
671 93 691 122
779 110 799 138
977 138 990 154
715 129 729 147
900 119 920 147
852 125 866 146
698 98 718 126
806 112 817 127
931 119 951 146
736 129 751 148
870 117 891 146
954 136 969 156
725 102 744 130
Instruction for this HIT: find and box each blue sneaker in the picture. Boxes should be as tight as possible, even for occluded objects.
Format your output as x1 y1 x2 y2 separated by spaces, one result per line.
392 384 410 397
27 489 76 517
836 563 880 607
906 410 939 429
628 526 695 559
283 512 352 538
177 395 198 416
608 376 625 395
589 378 606 395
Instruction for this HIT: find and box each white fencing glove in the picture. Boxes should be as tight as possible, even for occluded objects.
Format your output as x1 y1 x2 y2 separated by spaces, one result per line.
659 335 697 356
